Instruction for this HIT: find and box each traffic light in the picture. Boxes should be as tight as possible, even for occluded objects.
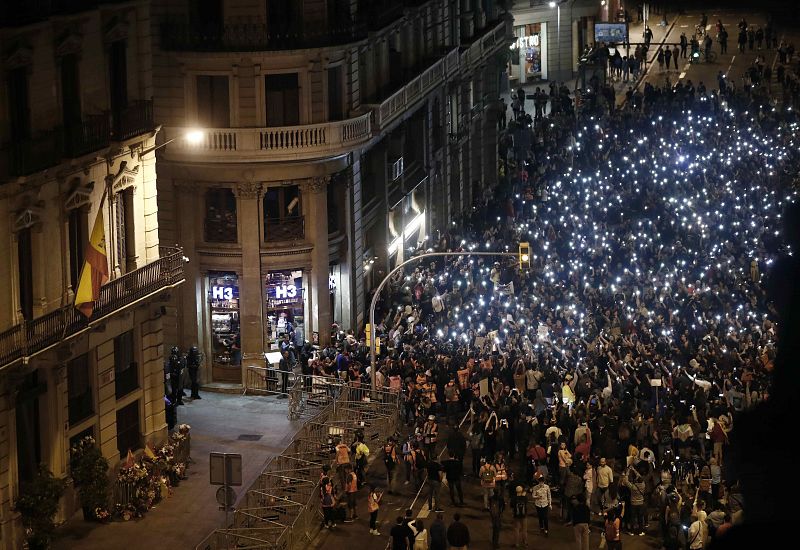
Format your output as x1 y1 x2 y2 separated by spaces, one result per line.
519 242 531 270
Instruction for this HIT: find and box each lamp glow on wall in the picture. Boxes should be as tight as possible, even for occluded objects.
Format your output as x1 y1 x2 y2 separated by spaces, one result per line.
388 211 426 255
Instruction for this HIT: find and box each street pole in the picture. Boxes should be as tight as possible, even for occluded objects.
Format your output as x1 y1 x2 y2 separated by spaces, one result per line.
368 251 520 391
557 4 561 79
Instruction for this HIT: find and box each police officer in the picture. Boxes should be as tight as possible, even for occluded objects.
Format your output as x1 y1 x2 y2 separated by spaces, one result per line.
186 345 203 399
167 346 185 405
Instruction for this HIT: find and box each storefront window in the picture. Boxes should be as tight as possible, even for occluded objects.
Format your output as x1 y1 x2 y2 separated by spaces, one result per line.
208 272 240 366
204 188 238 243
510 24 543 83
264 270 304 347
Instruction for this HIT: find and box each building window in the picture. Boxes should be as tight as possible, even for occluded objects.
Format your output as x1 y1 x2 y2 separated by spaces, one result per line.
68 208 87 292
61 53 82 132
267 0 299 36
327 66 343 121
69 426 95 450
196 75 230 127
67 353 93 426
114 189 135 274
263 185 303 241
204 188 238 242
7 67 30 140
109 40 128 114
114 330 138 399
17 227 34 321
265 73 299 127
116 400 141 458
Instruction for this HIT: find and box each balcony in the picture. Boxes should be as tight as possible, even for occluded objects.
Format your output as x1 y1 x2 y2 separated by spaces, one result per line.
1 0 129 27
460 18 513 68
111 100 155 142
162 112 372 163
265 216 305 242
5 131 62 177
160 19 368 52
1 103 153 180
0 246 185 370
368 48 461 130
64 114 110 158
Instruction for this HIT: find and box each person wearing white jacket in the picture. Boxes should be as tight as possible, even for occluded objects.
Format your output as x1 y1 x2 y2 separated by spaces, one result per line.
596 457 614 507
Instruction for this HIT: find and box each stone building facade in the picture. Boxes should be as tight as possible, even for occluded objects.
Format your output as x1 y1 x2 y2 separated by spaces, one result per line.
153 0 512 384
0 2 182 546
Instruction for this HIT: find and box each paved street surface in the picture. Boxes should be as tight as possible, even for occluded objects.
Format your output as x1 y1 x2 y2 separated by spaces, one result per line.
314 416 660 550
53 392 299 550
636 8 782 95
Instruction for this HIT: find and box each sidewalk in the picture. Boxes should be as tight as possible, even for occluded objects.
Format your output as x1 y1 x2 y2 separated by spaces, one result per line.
52 392 300 550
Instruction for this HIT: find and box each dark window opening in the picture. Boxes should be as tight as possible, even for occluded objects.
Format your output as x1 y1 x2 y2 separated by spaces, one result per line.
68 353 93 426
204 188 238 242
61 54 82 131
16 371 44 485
116 400 141 459
267 0 299 36
265 73 299 127
327 66 343 121
7 67 30 140
109 40 128 114
191 0 223 34
17 227 34 321
114 330 138 399
196 75 230 127
263 185 303 241
68 208 87 292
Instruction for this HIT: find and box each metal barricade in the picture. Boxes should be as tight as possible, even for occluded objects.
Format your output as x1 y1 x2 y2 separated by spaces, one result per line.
196 379 400 550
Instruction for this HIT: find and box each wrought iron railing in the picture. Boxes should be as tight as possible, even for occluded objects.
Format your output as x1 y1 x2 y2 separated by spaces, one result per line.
111 100 155 142
0 246 185 370
64 114 111 158
264 216 305 242
6 130 62 177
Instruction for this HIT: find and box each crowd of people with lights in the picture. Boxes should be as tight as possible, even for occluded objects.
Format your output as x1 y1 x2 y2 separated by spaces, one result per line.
310 40 800 550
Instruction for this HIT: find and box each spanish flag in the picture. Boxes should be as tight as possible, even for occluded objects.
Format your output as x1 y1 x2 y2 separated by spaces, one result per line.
74 205 109 317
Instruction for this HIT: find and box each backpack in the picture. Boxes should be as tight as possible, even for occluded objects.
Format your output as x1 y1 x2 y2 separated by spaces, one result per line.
513 496 527 518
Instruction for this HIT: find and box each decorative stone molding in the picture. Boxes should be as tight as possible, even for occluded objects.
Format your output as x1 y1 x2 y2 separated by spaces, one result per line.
234 181 262 199
103 16 129 44
55 30 83 57
302 175 330 194
64 181 94 211
12 205 43 233
5 43 33 69
106 161 139 194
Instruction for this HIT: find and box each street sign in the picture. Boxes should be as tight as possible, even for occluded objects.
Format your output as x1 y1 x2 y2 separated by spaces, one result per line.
215 486 236 510
210 452 243 486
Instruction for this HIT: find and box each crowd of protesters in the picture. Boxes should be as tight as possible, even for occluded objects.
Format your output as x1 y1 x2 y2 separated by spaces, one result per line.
311 39 799 550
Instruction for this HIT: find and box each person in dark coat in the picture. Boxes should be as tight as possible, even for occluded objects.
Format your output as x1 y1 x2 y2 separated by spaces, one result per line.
429 512 447 550
447 513 471 549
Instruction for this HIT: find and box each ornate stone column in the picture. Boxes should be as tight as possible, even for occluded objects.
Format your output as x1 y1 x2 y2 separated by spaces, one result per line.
302 176 332 346
234 181 264 379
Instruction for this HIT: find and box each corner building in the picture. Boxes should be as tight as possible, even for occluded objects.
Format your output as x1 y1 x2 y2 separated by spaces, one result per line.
154 0 512 384
0 1 182 546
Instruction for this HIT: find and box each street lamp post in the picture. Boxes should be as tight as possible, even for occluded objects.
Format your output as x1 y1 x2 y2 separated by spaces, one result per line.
368 251 521 391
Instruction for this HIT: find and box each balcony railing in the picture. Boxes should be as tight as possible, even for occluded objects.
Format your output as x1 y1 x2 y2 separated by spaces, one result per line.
2 103 154 179
163 112 372 163
265 216 305 242
461 18 512 68
0 246 185 370
64 114 110 158
111 100 155 142
368 48 460 130
160 19 368 52
6 131 63 177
